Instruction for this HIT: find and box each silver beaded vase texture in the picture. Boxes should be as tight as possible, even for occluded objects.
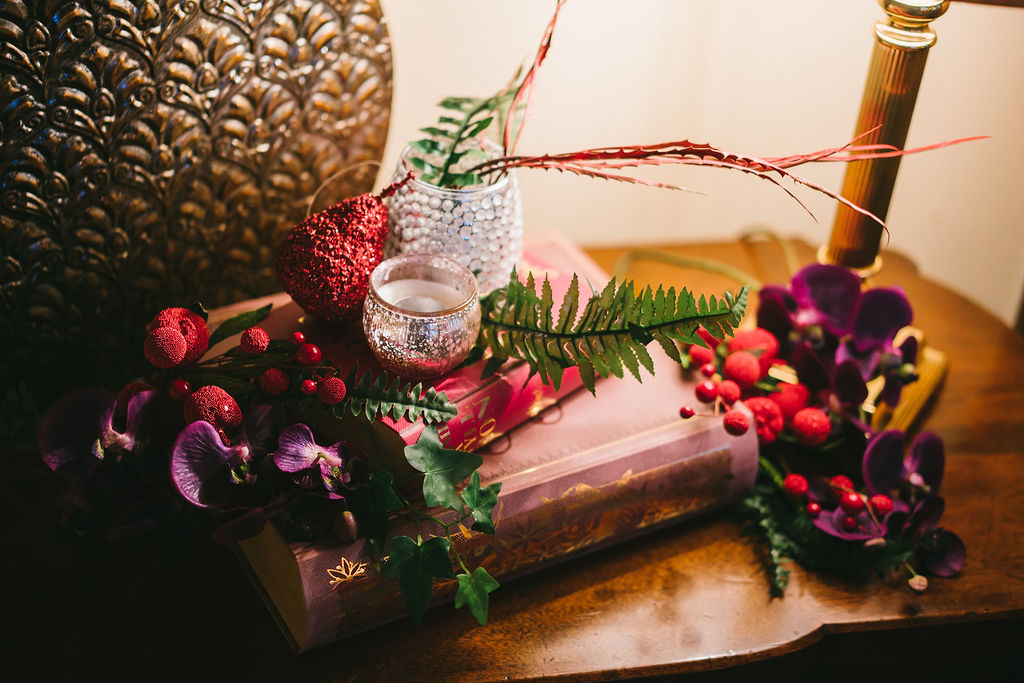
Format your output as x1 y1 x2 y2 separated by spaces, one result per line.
0 0 392 395
383 146 524 296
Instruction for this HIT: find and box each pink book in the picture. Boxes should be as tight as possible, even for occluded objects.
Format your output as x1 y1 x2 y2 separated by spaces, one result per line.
209 233 603 455
235 344 760 651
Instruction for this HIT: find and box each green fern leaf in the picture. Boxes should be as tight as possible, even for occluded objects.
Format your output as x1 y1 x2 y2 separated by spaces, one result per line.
477 272 749 393
340 364 458 425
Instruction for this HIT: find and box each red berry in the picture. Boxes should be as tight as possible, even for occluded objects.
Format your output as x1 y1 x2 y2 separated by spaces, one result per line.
722 409 749 436
723 351 761 389
743 396 784 444
717 379 741 405
842 516 859 532
839 491 865 515
695 380 718 403
688 344 714 366
184 385 242 433
300 379 318 396
792 407 831 446
678 405 696 419
147 307 209 364
806 501 822 519
317 376 347 405
169 378 192 401
869 494 894 517
290 331 306 345
240 326 270 355
700 362 717 378
296 342 322 365
144 327 188 368
830 475 855 494
782 473 808 499
769 382 810 423
728 328 779 375
259 368 290 395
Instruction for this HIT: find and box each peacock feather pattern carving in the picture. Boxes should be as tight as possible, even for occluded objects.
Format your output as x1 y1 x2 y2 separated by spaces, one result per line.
0 0 392 395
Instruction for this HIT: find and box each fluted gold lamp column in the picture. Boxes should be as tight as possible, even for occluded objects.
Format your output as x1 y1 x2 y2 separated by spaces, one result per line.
822 0 950 273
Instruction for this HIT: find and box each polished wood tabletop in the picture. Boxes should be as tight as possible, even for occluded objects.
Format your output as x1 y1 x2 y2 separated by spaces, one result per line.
6 239 1023 681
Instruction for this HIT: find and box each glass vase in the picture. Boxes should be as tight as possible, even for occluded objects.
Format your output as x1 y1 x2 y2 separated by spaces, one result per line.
383 146 524 295
362 254 481 379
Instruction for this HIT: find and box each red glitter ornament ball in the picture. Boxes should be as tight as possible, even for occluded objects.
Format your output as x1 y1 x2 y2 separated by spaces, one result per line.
184 385 242 433
717 379 741 405
792 407 831 446
259 368 290 395
275 193 390 321
728 327 779 375
144 327 188 368
147 307 209 364
240 326 270 355
723 350 761 389
688 344 715 366
769 382 811 423
722 409 750 436
318 376 347 405
782 473 809 499
743 396 784 444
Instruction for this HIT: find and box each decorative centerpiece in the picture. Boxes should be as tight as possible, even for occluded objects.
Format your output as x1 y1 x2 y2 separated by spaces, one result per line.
29 0 975 637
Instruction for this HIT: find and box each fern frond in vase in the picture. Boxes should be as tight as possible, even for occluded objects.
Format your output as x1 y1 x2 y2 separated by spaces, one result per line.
475 270 749 393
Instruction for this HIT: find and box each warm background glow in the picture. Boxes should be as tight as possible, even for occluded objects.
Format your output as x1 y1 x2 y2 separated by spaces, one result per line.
380 0 1024 326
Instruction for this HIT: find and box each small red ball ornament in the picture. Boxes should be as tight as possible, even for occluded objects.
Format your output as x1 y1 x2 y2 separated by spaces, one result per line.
806 502 822 519
678 405 696 419
259 368 290 395
743 396 784 444
144 327 188 368
297 343 322 365
318 376 347 405
869 494 894 517
723 350 761 389
842 516 859 532
722 409 750 436
147 307 209 364
184 385 242 433
290 331 306 345
792 407 831 446
783 473 809 499
717 379 741 405
300 379 319 396
240 326 270 355
169 378 192 401
700 362 717 378
839 491 865 515
695 380 718 404
688 344 714 366
275 192 391 321
769 382 811 423
830 475 855 494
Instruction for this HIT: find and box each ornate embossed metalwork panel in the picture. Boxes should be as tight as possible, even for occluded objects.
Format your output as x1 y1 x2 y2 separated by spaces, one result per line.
0 0 391 394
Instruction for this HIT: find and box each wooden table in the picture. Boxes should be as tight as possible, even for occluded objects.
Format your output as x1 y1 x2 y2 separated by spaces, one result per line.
6 240 1023 681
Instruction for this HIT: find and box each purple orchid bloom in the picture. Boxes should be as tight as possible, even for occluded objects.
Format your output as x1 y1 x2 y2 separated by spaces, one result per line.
38 387 156 471
863 430 944 497
886 496 966 577
835 288 914 382
274 424 364 496
170 405 272 508
812 499 908 542
790 343 870 432
758 264 862 356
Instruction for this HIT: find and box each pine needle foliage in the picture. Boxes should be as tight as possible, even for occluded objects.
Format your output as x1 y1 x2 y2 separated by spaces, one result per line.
477 270 749 393
338 364 458 425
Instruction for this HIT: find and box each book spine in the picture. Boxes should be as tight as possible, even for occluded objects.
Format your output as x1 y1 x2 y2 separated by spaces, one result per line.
289 417 756 650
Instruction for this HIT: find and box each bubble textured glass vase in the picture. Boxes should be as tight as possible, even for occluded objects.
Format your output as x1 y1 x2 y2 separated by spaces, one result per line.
383 148 523 295
363 254 481 379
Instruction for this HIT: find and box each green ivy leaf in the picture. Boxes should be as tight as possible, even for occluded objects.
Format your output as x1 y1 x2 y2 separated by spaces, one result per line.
455 566 500 626
381 535 455 625
460 471 502 535
208 303 273 346
404 425 482 510
345 472 403 553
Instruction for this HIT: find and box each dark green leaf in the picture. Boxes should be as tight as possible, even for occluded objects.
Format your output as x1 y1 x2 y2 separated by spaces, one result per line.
443 172 482 187
407 156 436 174
405 425 483 510
208 304 273 346
381 535 455 625
455 567 500 626
409 138 444 155
345 472 403 553
460 471 502 534
419 126 454 139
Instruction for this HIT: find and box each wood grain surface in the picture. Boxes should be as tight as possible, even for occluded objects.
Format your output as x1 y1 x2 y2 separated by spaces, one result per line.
6 240 1022 681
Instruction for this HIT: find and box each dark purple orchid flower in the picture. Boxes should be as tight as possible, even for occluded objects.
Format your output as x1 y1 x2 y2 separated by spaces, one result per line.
274 424 363 496
812 499 909 542
38 387 156 471
790 343 870 432
170 405 272 508
758 264 862 355
835 288 913 379
886 496 966 576
863 430 944 497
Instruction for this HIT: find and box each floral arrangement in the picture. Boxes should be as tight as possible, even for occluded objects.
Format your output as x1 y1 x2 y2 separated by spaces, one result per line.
29 0 970 633
674 264 964 593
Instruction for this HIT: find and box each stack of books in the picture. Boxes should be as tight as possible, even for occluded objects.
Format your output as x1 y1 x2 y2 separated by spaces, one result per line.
231 233 759 652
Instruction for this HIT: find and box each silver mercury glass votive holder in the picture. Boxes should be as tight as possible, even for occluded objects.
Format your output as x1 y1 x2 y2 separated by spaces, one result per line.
362 253 482 379
383 144 524 295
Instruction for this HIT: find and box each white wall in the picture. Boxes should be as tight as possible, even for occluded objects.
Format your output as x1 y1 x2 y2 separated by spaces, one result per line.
380 0 1024 326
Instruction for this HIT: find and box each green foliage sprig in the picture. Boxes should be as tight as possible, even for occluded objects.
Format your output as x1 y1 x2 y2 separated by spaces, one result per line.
474 269 750 393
